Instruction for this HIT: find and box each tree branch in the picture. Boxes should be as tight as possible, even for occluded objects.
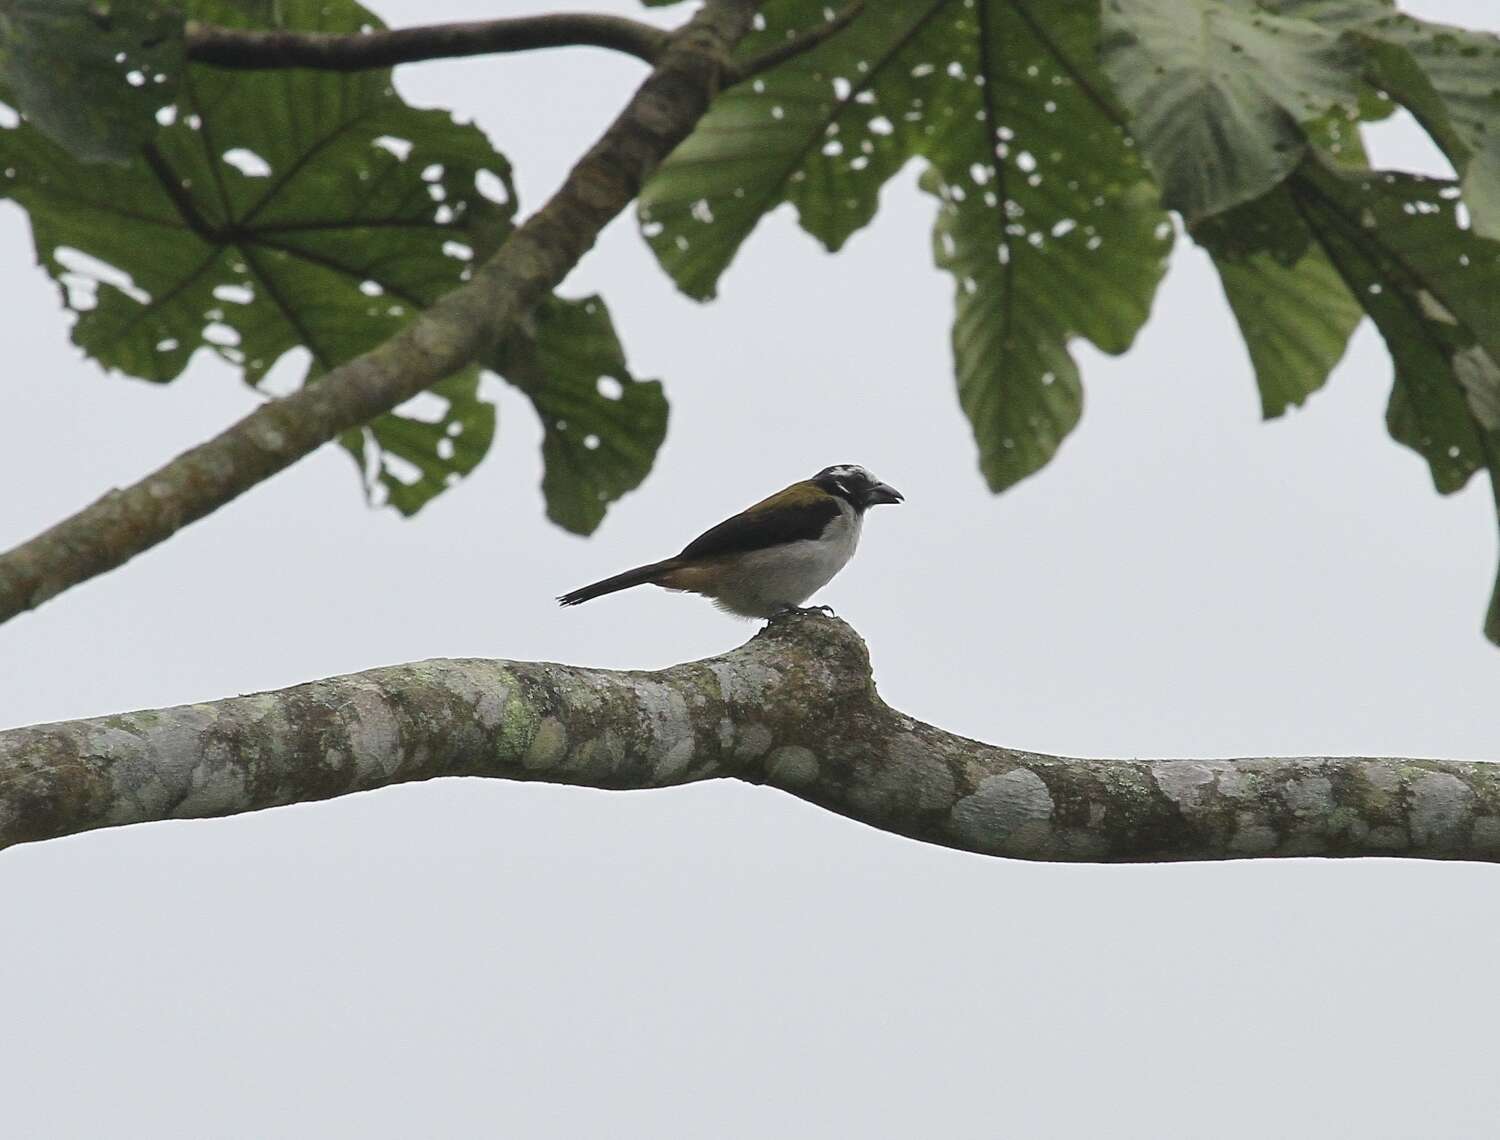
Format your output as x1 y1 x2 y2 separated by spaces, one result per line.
184 13 671 71
0 0 758 627
3 614 1497 861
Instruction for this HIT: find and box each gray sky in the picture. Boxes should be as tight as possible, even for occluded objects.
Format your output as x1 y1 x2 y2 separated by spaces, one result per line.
4 1 1500 1136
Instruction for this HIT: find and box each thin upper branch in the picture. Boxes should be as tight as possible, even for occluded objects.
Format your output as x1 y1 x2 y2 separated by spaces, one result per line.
2 614 1496 862
0 0 759 627
184 13 671 71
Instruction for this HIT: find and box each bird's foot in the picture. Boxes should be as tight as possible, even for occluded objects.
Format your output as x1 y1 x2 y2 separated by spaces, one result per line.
770 604 836 622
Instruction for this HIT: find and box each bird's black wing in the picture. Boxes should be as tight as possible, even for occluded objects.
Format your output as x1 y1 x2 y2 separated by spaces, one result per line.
677 485 840 561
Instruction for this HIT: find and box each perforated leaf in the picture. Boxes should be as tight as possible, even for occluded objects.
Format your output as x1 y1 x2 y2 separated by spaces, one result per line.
639 0 954 300
1269 0 1500 239
0 0 182 163
490 295 667 536
1291 162 1500 490
0 0 516 515
642 0 1170 491
1100 0 1361 220
919 0 1171 491
1288 160 1500 639
341 368 496 516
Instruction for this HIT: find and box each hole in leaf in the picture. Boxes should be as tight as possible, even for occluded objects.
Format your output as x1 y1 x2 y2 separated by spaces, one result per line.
476 169 509 204
258 347 311 397
383 454 422 486
222 148 271 177
203 322 240 347
60 275 97 311
373 135 413 161
395 391 449 423
55 247 150 304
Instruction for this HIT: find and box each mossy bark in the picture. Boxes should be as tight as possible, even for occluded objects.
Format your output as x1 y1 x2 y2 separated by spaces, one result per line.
4 613 1497 861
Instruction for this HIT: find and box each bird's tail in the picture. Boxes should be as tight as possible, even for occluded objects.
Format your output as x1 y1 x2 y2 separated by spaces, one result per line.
557 560 680 606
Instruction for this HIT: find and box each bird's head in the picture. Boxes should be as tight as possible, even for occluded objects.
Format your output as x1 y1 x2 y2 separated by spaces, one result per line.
811 464 904 511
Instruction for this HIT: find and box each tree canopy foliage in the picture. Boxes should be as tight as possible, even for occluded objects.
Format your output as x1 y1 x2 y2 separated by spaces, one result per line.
2 0 1499 637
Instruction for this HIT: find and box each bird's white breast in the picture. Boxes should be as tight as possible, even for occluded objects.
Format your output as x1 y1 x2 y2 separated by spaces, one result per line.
712 500 863 617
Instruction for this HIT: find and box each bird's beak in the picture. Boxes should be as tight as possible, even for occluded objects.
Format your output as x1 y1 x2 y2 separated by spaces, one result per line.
865 482 904 506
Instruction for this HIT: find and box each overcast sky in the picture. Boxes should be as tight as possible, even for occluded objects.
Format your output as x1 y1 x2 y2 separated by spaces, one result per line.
4 1 1500 1136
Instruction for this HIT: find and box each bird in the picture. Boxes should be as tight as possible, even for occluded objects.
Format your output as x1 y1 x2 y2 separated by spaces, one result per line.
558 464 903 618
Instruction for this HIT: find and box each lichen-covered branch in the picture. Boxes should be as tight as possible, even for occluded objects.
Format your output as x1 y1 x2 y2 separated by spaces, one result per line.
185 13 670 71
0 0 757 627
4 614 1497 861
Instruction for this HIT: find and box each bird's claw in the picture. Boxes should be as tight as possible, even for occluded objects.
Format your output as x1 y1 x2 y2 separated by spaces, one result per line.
771 604 837 622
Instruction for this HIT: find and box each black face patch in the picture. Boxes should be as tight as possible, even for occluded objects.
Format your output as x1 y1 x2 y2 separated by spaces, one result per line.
812 464 874 503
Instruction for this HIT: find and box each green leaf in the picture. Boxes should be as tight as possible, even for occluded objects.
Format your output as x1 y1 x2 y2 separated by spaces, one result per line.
1357 17 1500 240
640 0 955 300
1268 0 1500 239
1288 160 1500 640
1291 161 1500 491
1099 0 1361 219
1216 239 1363 417
0 0 182 163
920 1 1172 492
490 295 667 536
0 0 516 512
340 368 496 516
643 0 1171 491
1194 181 1362 417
